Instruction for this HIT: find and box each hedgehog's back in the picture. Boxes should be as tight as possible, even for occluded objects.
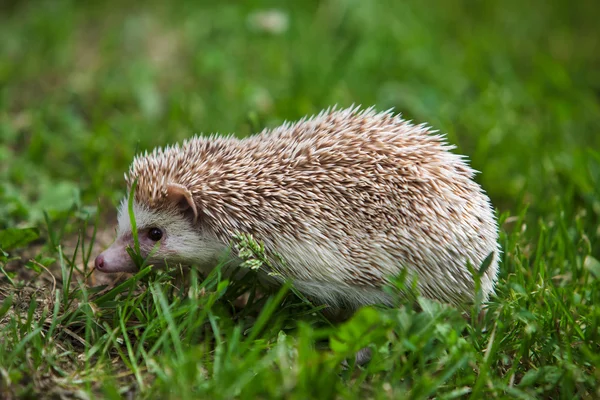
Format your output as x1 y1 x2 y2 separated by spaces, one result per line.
240 107 500 304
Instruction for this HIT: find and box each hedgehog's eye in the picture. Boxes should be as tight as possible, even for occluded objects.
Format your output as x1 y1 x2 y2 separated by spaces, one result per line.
148 228 163 241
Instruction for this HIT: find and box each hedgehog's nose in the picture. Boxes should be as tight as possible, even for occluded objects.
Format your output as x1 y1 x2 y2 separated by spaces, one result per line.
95 254 105 271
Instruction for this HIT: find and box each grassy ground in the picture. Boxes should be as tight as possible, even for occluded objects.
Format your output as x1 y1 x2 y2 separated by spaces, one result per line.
1 0 599 398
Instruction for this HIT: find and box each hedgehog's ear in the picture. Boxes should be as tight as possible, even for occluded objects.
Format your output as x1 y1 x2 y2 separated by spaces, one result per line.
166 183 199 224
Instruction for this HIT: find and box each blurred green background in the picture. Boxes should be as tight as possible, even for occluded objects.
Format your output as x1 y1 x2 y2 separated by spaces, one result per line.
1 0 599 229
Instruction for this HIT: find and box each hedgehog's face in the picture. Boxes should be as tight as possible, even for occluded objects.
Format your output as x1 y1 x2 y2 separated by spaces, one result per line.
95 187 226 273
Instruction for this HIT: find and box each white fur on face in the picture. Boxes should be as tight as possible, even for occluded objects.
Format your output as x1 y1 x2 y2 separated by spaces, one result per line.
110 199 228 272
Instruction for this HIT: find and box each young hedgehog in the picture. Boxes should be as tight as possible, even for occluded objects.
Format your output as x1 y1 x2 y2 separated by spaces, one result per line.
95 107 499 311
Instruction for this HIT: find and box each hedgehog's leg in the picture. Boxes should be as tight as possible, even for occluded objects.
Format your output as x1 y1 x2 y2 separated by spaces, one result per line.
340 347 373 369
354 347 373 365
320 306 355 322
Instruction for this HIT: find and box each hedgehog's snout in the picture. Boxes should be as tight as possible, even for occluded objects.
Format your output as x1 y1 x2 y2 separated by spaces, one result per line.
95 253 106 270
94 240 139 274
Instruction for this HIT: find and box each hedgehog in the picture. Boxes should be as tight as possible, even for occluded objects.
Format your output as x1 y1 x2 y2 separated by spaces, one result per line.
95 106 500 312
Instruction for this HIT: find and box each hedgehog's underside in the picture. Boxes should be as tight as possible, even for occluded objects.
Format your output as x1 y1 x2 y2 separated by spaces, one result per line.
96 106 500 310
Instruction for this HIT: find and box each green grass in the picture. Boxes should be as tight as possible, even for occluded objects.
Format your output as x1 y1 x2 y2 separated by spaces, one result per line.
1 0 599 398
